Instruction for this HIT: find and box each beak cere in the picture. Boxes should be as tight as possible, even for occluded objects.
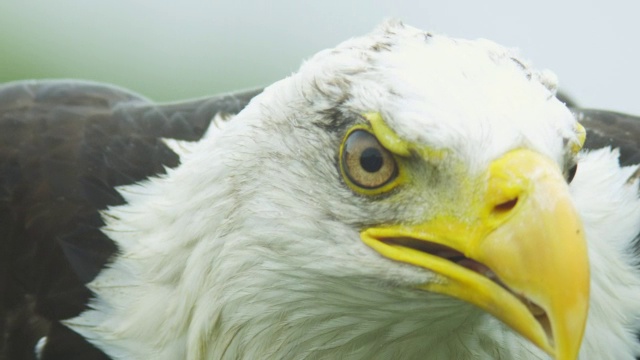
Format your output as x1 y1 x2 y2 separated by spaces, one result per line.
361 149 590 360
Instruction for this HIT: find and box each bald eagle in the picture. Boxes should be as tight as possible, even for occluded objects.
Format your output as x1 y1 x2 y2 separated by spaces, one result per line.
1 21 640 360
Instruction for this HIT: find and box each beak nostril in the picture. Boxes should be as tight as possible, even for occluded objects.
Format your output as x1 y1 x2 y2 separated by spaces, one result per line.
494 198 518 214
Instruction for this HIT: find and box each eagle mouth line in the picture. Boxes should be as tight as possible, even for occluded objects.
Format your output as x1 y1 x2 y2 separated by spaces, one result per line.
381 237 552 343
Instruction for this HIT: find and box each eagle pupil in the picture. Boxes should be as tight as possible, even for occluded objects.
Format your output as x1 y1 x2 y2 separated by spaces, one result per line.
360 147 383 173
566 163 578 183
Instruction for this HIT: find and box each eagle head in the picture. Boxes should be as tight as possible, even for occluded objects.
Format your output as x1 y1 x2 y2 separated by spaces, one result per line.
67 20 640 360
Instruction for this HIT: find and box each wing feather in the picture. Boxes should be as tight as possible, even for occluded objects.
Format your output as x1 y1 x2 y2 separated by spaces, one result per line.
0 80 260 359
574 108 640 168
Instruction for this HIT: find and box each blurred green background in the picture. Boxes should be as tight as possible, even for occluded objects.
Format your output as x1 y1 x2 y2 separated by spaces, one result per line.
1 0 639 114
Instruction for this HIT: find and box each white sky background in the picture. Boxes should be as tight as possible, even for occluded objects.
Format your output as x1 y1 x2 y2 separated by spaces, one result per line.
0 0 639 114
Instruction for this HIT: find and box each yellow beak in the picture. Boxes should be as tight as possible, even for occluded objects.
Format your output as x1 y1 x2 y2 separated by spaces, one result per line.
361 149 589 360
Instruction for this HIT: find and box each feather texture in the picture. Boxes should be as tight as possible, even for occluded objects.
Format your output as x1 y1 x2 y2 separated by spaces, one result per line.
1 21 639 360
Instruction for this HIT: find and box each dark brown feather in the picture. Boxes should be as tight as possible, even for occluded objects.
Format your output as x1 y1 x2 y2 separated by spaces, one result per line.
574 108 640 169
0 80 260 359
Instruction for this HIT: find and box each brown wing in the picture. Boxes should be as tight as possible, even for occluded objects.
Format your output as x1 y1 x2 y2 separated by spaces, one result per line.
574 108 640 167
0 80 260 360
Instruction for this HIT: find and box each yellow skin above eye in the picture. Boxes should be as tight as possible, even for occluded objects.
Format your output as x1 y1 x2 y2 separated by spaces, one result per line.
338 113 445 196
572 122 586 154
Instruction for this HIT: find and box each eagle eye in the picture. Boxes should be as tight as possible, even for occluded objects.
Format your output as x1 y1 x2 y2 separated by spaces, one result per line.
565 163 578 184
341 129 398 190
